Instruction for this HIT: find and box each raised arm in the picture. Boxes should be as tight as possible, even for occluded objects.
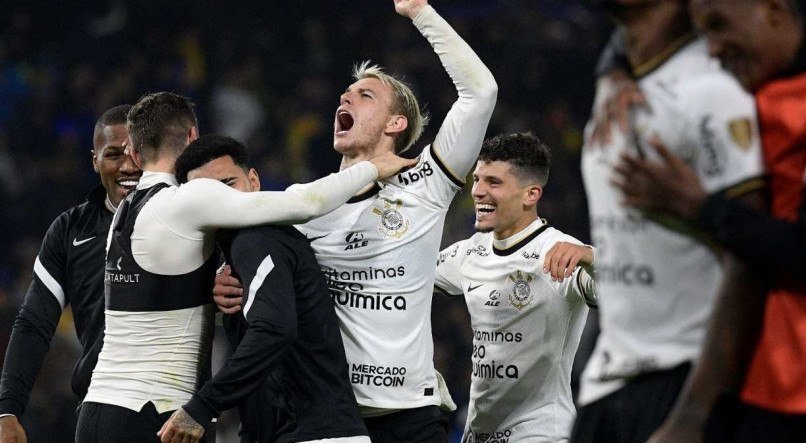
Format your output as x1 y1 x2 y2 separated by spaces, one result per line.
398 0 498 181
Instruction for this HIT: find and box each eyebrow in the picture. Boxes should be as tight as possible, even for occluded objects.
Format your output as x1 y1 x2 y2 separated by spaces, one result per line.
344 86 376 95
219 176 237 184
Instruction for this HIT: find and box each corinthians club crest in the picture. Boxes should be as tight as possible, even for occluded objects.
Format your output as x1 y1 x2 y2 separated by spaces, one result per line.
372 199 410 239
507 270 534 310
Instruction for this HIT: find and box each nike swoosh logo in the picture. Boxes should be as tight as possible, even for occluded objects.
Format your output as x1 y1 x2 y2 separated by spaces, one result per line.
467 283 483 292
73 237 96 246
307 234 329 242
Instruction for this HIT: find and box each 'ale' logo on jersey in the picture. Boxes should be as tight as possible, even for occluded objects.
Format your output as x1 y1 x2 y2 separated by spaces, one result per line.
485 290 501 307
372 199 410 239
507 270 534 310
344 232 368 250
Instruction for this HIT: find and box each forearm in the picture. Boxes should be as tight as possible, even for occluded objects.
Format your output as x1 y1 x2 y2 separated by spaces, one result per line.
183 321 294 425
414 5 497 178
698 193 806 281
0 291 61 416
192 161 378 229
663 257 767 427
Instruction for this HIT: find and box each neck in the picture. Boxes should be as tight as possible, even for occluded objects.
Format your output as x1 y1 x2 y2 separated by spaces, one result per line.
493 213 539 241
104 194 118 213
338 138 396 171
621 3 693 75
143 156 177 174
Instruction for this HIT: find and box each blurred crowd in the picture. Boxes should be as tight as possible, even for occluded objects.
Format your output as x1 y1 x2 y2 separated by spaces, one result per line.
0 0 612 441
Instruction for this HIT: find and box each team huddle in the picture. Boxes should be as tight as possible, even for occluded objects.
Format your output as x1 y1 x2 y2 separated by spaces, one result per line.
1 0 804 442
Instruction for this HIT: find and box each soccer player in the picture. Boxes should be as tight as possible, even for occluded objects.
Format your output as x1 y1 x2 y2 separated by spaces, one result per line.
156 135 369 443
434 133 597 442
574 1 765 441
0 105 141 443
75 92 414 442
215 1 497 440
612 0 806 440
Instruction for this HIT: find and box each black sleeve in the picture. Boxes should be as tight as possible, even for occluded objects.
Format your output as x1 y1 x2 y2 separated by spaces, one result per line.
184 230 298 426
697 191 806 281
0 213 68 417
595 28 629 77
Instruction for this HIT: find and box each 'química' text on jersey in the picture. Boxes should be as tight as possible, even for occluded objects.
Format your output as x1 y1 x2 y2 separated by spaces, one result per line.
435 219 592 442
297 4 497 414
579 38 764 405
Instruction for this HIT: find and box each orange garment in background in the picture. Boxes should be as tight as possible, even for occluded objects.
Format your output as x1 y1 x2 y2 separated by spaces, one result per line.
740 71 806 414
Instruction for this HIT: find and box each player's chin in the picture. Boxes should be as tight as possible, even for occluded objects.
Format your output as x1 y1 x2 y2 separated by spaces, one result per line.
474 221 494 233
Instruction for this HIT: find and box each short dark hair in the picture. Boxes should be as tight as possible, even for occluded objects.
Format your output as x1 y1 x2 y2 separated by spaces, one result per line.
96 104 132 129
93 104 132 151
478 133 551 186
127 92 197 164
175 134 251 184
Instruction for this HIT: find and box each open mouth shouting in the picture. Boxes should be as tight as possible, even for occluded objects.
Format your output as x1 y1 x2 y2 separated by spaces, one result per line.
335 108 355 137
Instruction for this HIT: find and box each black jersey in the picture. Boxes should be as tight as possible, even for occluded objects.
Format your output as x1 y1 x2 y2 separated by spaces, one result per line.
183 225 367 442
0 185 111 416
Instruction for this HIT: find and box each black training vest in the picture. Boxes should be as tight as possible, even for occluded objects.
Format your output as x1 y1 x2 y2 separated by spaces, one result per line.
105 183 218 312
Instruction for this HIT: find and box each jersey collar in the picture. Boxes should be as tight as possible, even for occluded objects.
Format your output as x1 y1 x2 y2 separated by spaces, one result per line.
347 183 382 204
86 184 108 209
492 218 549 256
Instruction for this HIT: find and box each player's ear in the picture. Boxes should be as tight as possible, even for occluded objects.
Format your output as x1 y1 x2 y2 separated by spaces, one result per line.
187 126 199 144
91 149 100 173
384 115 408 136
247 168 261 192
523 185 543 207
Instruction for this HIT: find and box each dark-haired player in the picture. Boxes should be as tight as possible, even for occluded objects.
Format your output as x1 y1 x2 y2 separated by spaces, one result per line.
0 105 141 443
158 134 369 443
435 133 597 442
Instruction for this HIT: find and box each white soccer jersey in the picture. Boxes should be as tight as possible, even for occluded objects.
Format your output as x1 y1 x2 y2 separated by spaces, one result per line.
579 38 764 405
434 219 592 442
299 147 461 412
297 4 497 414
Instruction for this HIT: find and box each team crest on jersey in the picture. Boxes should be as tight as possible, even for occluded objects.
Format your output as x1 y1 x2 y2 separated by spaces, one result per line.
507 270 534 310
372 199 410 239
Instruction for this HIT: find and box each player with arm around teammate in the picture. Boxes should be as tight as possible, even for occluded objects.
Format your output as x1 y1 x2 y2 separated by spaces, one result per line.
0 105 141 443
435 133 597 442
157 135 369 443
215 1 498 441
75 92 414 443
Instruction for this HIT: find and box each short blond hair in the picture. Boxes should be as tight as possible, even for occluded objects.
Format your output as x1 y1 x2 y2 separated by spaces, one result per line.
353 61 429 153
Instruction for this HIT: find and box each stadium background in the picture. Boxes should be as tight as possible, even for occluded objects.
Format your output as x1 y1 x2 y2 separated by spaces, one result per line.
0 1 612 441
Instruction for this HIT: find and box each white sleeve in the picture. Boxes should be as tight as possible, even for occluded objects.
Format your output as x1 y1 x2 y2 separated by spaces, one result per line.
412 5 498 183
682 73 764 194
434 240 466 296
176 161 378 229
539 233 597 307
